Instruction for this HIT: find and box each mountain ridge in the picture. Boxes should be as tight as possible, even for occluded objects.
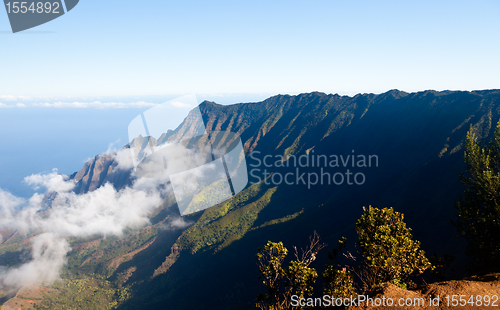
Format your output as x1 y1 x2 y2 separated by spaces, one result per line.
68 89 499 196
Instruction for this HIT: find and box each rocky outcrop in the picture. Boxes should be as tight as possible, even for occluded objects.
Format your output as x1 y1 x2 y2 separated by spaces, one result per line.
69 153 133 194
68 134 158 195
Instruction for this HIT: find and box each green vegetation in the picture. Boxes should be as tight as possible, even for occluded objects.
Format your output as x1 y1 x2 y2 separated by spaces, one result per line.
64 225 160 277
178 183 278 254
256 232 325 310
257 206 433 308
322 206 432 296
33 275 130 310
354 206 432 289
455 122 500 274
322 237 357 300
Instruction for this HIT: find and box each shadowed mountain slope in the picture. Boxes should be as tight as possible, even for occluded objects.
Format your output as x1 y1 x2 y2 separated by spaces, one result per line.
114 89 500 309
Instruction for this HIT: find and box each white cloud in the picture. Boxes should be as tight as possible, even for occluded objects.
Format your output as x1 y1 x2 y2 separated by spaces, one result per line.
0 233 70 289
104 139 122 155
165 217 193 230
36 183 162 237
169 100 193 109
32 101 159 109
0 164 165 290
24 169 75 193
0 95 31 101
0 101 160 109
0 102 19 108
0 189 25 219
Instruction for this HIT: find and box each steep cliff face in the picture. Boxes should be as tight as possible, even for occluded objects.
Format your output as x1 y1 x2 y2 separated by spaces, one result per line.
68 135 158 194
69 153 131 194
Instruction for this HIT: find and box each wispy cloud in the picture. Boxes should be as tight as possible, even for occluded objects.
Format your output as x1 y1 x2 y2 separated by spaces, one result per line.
0 93 271 108
103 139 122 155
0 233 70 289
0 97 160 109
0 95 32 101
24 169 75 193
32 101 159 109
163 217 193 230
0 102 26 108
169 100 193 109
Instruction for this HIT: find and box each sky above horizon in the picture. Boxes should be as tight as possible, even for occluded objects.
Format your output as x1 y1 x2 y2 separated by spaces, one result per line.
1 0 499 104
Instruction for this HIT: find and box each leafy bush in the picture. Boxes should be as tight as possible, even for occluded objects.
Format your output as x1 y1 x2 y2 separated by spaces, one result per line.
323 237 357 299
455 123 500 274
355 206 433 288
256 232 325 310
392 278 407 290
257 207 432 307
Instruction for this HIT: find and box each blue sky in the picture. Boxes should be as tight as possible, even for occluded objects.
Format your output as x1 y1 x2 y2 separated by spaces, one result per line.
1 0 499 101
1 0 500 197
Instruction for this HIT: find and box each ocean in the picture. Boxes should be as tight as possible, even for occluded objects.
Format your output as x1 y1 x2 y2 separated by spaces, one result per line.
0 108 147 197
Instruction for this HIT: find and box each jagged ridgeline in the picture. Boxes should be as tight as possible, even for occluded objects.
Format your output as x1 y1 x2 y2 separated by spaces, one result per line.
2 90 500 309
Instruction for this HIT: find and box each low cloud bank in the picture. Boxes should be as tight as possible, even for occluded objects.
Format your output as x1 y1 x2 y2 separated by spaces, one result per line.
0 100 158 109
0 167 164 290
